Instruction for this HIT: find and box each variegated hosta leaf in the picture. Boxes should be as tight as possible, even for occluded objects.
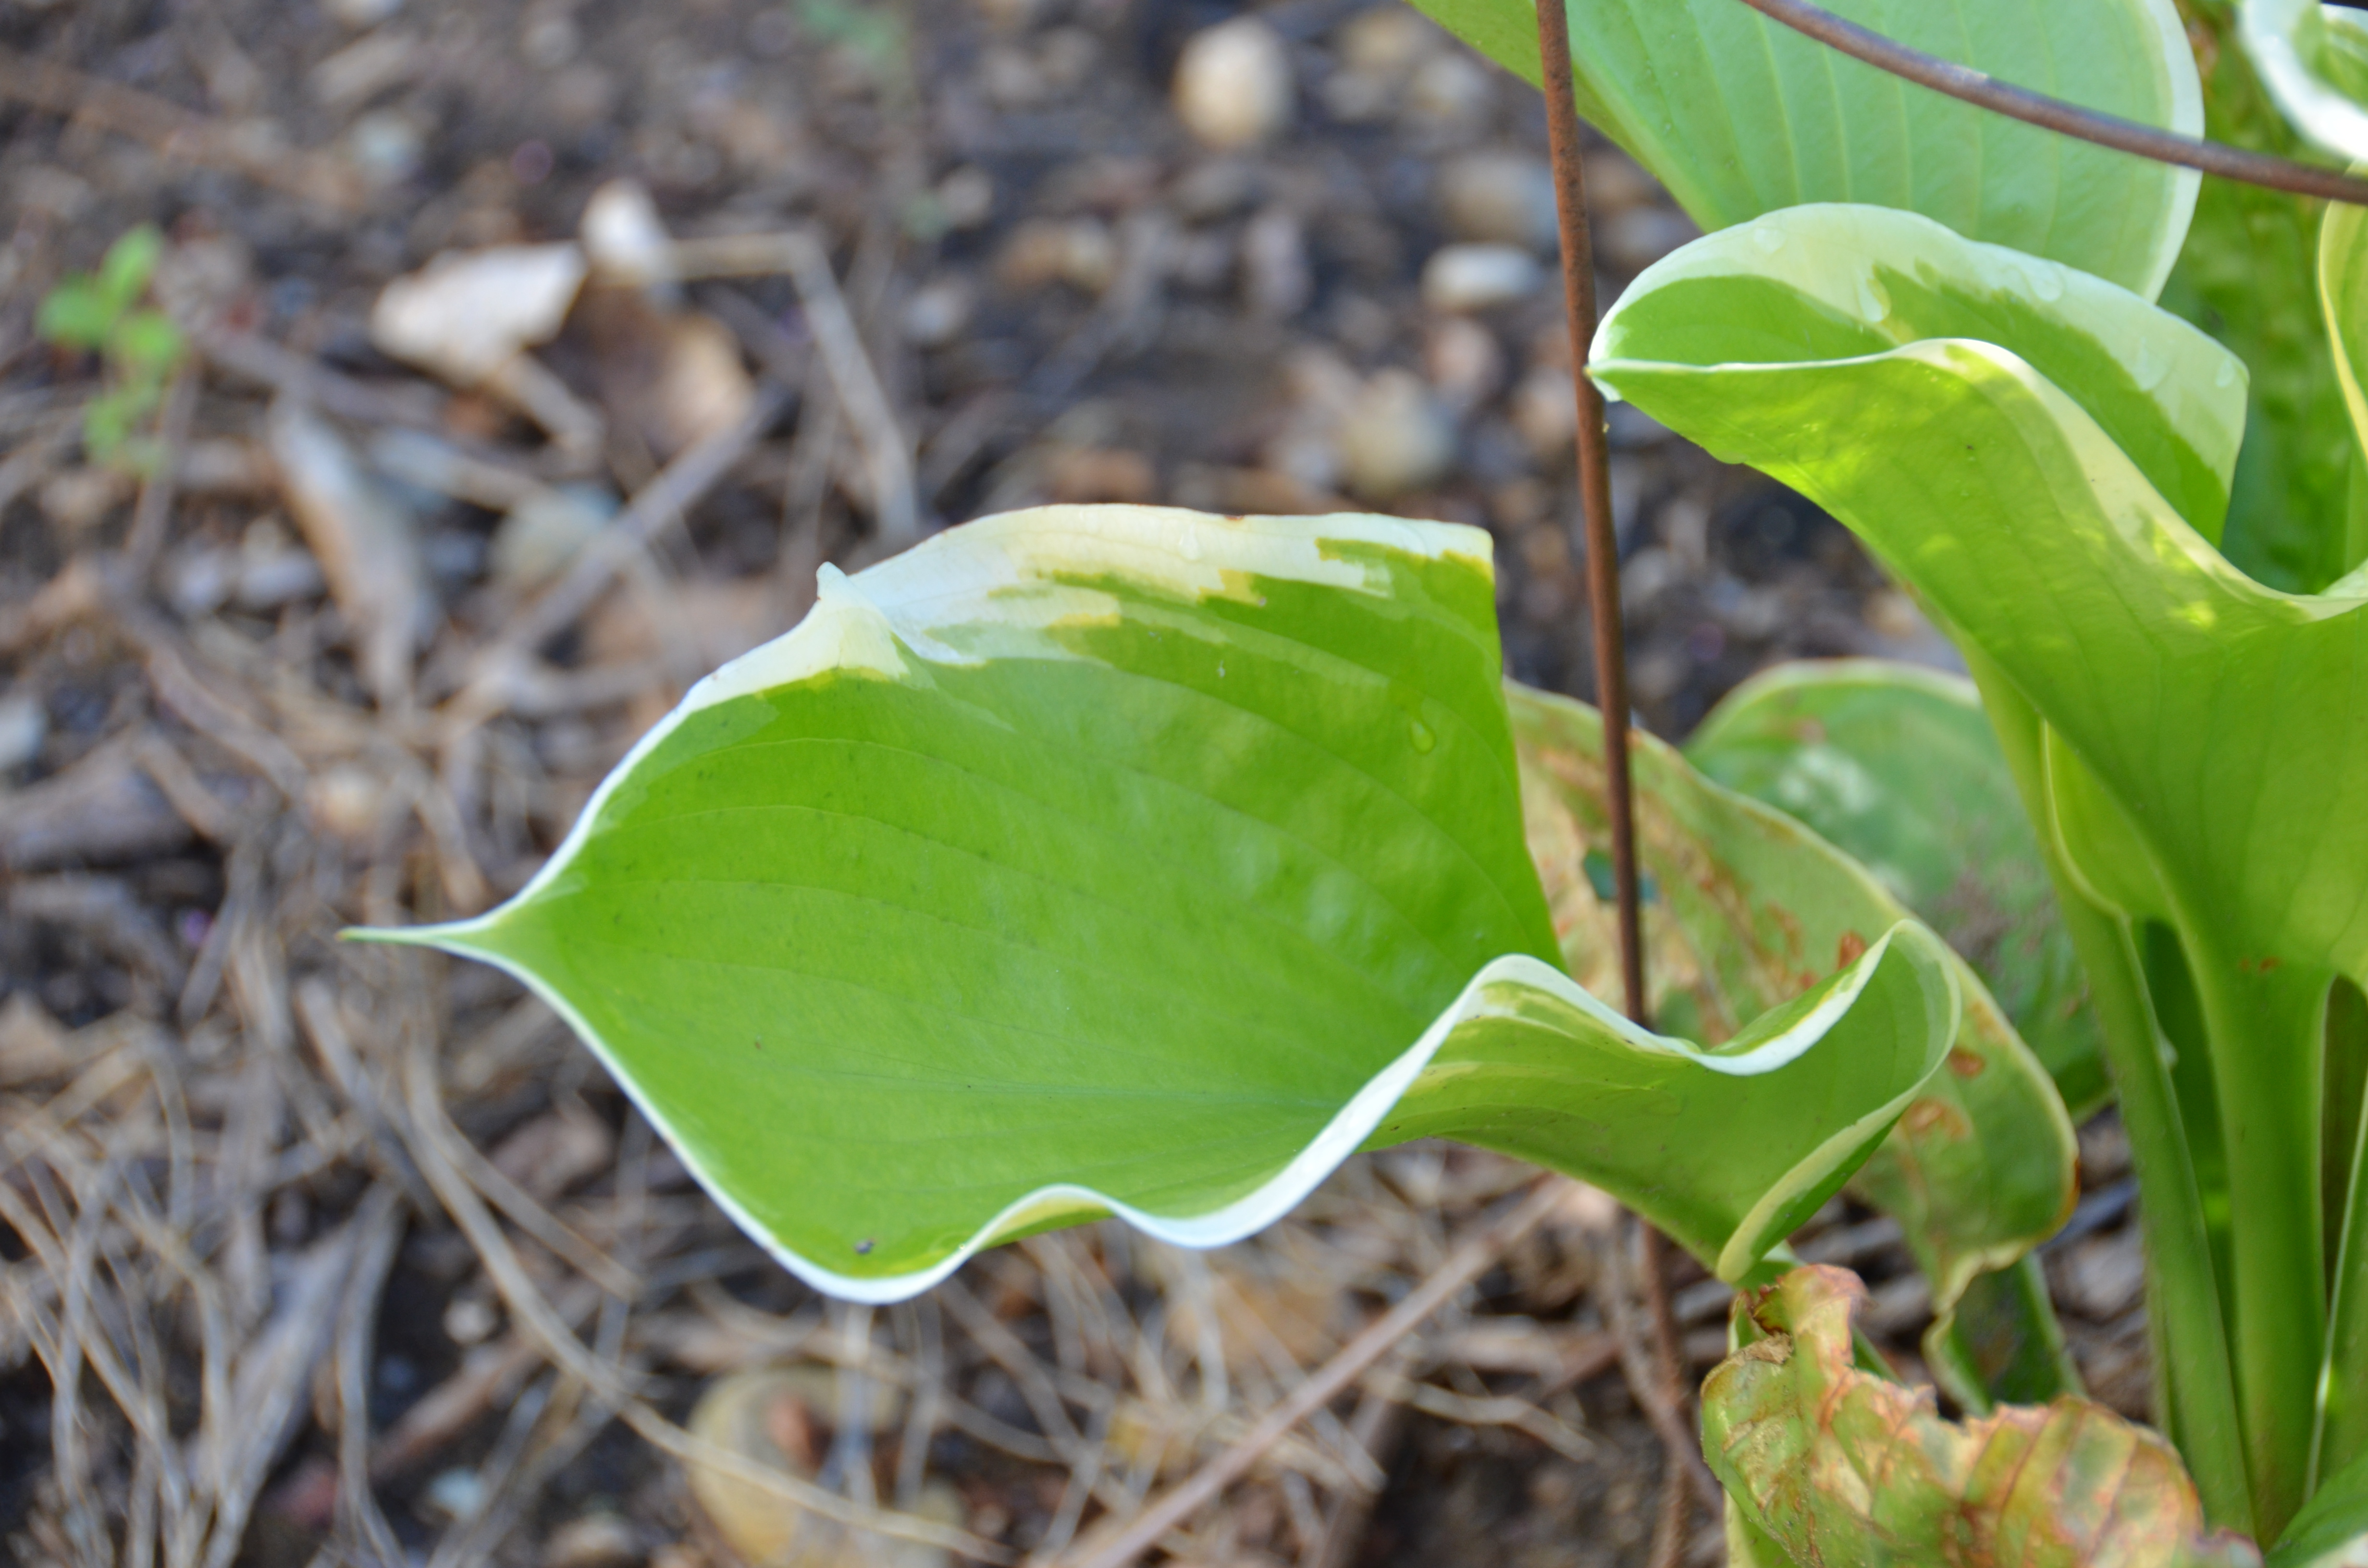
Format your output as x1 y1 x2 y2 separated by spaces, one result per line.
1406 0 2200 297
1594 195 2365 1535
1509 685 2076 1410
1706 1266 2262 1568
1685 660 2109 1120
357 505 1957 1300
2162 1 2363 594
2240 0 2368 162
2323 190 2368 501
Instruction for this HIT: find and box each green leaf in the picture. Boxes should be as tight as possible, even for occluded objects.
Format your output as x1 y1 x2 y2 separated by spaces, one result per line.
1406 0 2202 297
1686 658 2110 1120
36 280 117 352
2267 1449 2368 1566
2240 0 2368 161
354 505 1959 1299
1510 682 2076 1407
95 223 163 315
110 310 185 378
1706 1265 2262 1568
2161 1 2362 593
2323 186 2368 484
1595 195 2356 1534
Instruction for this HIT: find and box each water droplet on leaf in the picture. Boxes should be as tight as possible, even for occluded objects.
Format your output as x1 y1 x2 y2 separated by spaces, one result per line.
1408 717 1436 753
2029 266 2065 302
2134 339 2165 390
1751 225 1786 254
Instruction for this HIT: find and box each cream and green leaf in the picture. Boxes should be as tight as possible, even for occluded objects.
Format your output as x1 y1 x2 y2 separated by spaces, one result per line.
1405 0 2200 298
357 505 1958 1302
2164 1 2364 593
2240 0 2368 163
1594 196 2368 1540
1513 686 2077 1414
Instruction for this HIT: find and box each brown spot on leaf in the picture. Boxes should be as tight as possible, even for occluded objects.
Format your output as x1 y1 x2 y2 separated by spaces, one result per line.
1836 931 1868 968
1945 1047 1986 1078
1900 1098 1971 1140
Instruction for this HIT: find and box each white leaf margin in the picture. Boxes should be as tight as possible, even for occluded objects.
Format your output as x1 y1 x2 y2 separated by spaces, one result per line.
2243 0 2368 163
1591 204 2250 511
354 503 1957 1304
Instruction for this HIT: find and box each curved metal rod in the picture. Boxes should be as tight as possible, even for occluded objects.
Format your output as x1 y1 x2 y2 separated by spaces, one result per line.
1731 0 2368 206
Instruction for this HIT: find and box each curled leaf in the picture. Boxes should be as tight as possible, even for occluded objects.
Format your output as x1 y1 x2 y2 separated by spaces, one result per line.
2240 0 2368 163
1687 660 2109 1119
355 505 1959 1300
1708 1265 2262 1568
1513 685 2076 1406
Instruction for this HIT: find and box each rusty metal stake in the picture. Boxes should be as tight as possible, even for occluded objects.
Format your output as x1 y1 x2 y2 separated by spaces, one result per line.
1533 0 1697 1550
1535 0 1645 1029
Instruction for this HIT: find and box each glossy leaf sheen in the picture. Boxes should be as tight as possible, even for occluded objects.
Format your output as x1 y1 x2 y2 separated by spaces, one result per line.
359 506 1957 1300
1406 0 2200 297
1705 1266 2260 1568
1687 659 2109 1119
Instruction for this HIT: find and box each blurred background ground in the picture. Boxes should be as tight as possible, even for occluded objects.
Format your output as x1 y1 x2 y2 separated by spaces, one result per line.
0 0 2146 1564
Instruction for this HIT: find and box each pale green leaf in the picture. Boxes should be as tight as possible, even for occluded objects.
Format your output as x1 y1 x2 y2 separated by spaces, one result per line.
1594 194 2359 1531
1706 1266 2261 1568
2323 189 2368 479
1406 0 2201 297
355 505 1958 1300
1511 682 2075 1408
2241 0 2368 162
1686 658 2109 1119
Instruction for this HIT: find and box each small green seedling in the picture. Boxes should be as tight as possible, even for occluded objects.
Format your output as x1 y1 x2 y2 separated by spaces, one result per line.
36 224 186 474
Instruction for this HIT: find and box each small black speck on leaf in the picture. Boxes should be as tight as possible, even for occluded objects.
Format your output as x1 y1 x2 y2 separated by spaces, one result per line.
854 1238 875 1255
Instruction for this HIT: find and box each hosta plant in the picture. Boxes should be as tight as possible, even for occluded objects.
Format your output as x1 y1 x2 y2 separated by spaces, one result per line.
361 0 2368 1560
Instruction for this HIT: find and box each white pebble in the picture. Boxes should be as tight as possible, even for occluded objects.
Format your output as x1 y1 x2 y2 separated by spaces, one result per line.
581 179 675 290
1406 51 1491 126
903 275 975 347
421 1468 485 1523
1339 370 1455 502
1421 244 1542 312
1439 152 1557 252
1173 17 1295 151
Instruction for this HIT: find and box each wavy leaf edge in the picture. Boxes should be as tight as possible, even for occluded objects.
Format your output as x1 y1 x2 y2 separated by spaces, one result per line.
351 504 1959 1304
